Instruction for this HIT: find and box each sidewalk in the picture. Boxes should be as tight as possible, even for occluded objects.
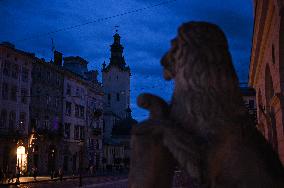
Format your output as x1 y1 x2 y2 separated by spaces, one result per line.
0 174 128 187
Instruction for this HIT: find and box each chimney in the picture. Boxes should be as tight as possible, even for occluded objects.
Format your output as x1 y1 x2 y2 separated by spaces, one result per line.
54 51 62 66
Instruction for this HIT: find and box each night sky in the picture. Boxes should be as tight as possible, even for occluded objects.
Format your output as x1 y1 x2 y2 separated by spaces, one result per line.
0 0 253 121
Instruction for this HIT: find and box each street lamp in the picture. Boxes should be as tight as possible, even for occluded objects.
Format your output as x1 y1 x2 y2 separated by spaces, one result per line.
78 140 84 187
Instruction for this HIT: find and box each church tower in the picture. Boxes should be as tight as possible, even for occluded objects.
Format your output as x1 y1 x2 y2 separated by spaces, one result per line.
102 31 131 139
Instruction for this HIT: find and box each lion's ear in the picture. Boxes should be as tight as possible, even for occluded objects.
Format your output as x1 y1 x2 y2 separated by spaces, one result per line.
163 69 174 80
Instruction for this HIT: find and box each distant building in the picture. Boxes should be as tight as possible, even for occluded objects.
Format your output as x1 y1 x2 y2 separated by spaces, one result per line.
240 84 257 125
0 42 34 174
249 0 284 163
102 32 137 167
62 55 103 173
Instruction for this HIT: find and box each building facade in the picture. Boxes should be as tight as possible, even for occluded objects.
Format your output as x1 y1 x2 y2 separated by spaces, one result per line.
29 51 64 175
0 42 34 174
62 56 103 174
249 0 284 163
240 85 257 125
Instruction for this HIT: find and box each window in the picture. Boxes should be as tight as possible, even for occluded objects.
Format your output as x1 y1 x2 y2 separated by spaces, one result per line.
10 85 17 101
249 100 255 109
21 89 27 104
66 84 71 95
9 111 16 130
36 88 41 101
80 126 85 140
22 68 29 82
2 83 8 100
116 93 120 101
55 98 59 108
76 88 80 97
46 95 51 105
11 64 19 79
56 74 60 85
65 102 72 116
80 106 85 118
96 122 100 128
80 88 85 99
3 61 10 76
19 112 26 131
74 125 80 140
64 123 71 139
43 117 49 129
36 66 41 79
0 110 7 128
47 71 51 81
116 76 118 80
108 93 111 104
75 104 79 117
89 138 94 149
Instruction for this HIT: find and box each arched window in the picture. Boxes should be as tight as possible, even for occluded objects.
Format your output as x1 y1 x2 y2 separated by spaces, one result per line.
0 109 7 128
9 111 16 130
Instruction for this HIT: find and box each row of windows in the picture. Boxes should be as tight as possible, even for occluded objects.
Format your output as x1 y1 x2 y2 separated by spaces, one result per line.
66 83 85 98
64 123 84 140
1 83 28 104
0 109 26 130
32 66 61 85
65 102 85 118
107 93 120 104
2 60 29 82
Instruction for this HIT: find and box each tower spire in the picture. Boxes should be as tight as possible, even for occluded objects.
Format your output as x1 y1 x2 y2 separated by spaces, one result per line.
115 25 119 33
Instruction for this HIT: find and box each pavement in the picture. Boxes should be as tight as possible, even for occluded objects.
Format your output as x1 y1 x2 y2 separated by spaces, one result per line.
0 175 128 188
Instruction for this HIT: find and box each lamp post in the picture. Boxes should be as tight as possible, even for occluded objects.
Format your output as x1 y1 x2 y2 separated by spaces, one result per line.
78 140 84 187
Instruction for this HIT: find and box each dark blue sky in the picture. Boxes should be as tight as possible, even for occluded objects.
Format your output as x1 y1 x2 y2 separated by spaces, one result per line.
0 0 253 121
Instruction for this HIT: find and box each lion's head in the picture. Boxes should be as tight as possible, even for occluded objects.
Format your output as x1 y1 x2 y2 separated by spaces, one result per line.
161 21 246 133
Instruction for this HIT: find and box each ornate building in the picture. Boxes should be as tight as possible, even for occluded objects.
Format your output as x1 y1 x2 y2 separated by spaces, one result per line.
102 32 137 167
249 0 284 163
0 42 34 175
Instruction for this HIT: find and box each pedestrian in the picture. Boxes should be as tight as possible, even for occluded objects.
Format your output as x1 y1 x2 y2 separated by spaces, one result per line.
32 166 37 181
50 170 54 179
58 168 63 181
0 168 4 184
89 165 93 176
15 166 20 183
7 170 13 183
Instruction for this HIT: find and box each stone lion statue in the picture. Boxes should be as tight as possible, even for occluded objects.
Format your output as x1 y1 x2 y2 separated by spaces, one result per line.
129 21 284 188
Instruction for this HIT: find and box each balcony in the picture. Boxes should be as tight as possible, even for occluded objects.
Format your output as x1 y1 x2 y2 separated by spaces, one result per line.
92 127 102 136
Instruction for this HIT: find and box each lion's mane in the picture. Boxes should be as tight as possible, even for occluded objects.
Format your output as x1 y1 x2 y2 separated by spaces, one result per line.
162 22 247 136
